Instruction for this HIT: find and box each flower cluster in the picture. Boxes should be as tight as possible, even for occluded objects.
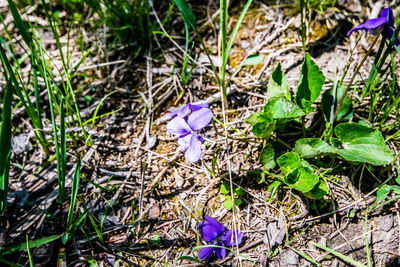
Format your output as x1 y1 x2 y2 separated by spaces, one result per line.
166 103 212 163
198 216 244 260
347 8 400 46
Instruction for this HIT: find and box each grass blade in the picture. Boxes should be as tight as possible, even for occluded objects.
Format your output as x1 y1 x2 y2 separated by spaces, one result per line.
88 213 104 243
43 45 65 204
312 242 367 267
172 0 196 30
66 158 81 229
90 90 118 129
0 234 62 256
60 98 66 200
62 210 88 244
0 79 13 215
26 235 34 267
7 0 32 45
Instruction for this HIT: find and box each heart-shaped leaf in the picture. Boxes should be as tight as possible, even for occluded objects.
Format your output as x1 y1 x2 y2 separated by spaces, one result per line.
295 53 325 113
264 98 305 120
293 138 334 158
331 123 393 166
285 167 318 192
277 152 326 198
245 112 264 126
277 152 303 176
220 182 230 195
304 181 329 199
266 63 290 101
224 197 232 210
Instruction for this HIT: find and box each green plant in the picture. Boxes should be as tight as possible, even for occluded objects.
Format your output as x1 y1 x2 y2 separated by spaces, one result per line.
0 80 13 215
87 0 152 54
0 1 50 155
220 181 243 210
246 54 394 200
172 0 261 103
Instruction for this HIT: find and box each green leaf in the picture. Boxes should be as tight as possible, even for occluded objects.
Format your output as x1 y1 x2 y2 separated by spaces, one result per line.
396 45 400 56
304 180 329 199
220 182 230 195
247 113 276 138
264 98 305 120
7 0 32 46
259 143 276 169
312 242 367 267
172 0 197 30
395 175 400 185
293 138 334 158
66 158 81 228
0 235 62 256
266 63 290 101
252 121 275 138
321 84 352 122
295 53 325 113
372 185 400 208
285 167 318 192
245 112 264 126
331 123 393 166
223 198 232 210
0 80 13 215
241 54 263 66
276 152 303 176
277 152 325 197
234 186 243 197
233 197 242 206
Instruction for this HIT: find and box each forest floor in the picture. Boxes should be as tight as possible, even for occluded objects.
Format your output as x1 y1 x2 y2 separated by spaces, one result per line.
2 0 400 266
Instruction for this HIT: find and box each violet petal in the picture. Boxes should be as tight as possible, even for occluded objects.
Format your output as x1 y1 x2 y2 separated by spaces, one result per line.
380 8 394 26
198 247 214 260
347 17 387 36
188 108 213 131
166 117 191 136
199 216 225 242
190 103 209 112
203 216 225 235
178 134 192 150
169 104 191 118
223 229 244 247
185 134 202 163
215 244 226 259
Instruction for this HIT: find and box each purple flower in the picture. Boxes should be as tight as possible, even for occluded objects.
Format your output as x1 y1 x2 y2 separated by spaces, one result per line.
166 106 212 163
198 216 244 260
347 8 400 46
169 103 210 118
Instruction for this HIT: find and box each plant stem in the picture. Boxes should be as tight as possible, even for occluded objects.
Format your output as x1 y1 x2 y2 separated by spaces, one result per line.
333 33 380 122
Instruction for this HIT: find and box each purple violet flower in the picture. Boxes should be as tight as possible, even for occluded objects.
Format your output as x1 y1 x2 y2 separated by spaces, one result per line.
198 216 244 260
347 8 400 46
166 105 212 163
169 103 210 118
